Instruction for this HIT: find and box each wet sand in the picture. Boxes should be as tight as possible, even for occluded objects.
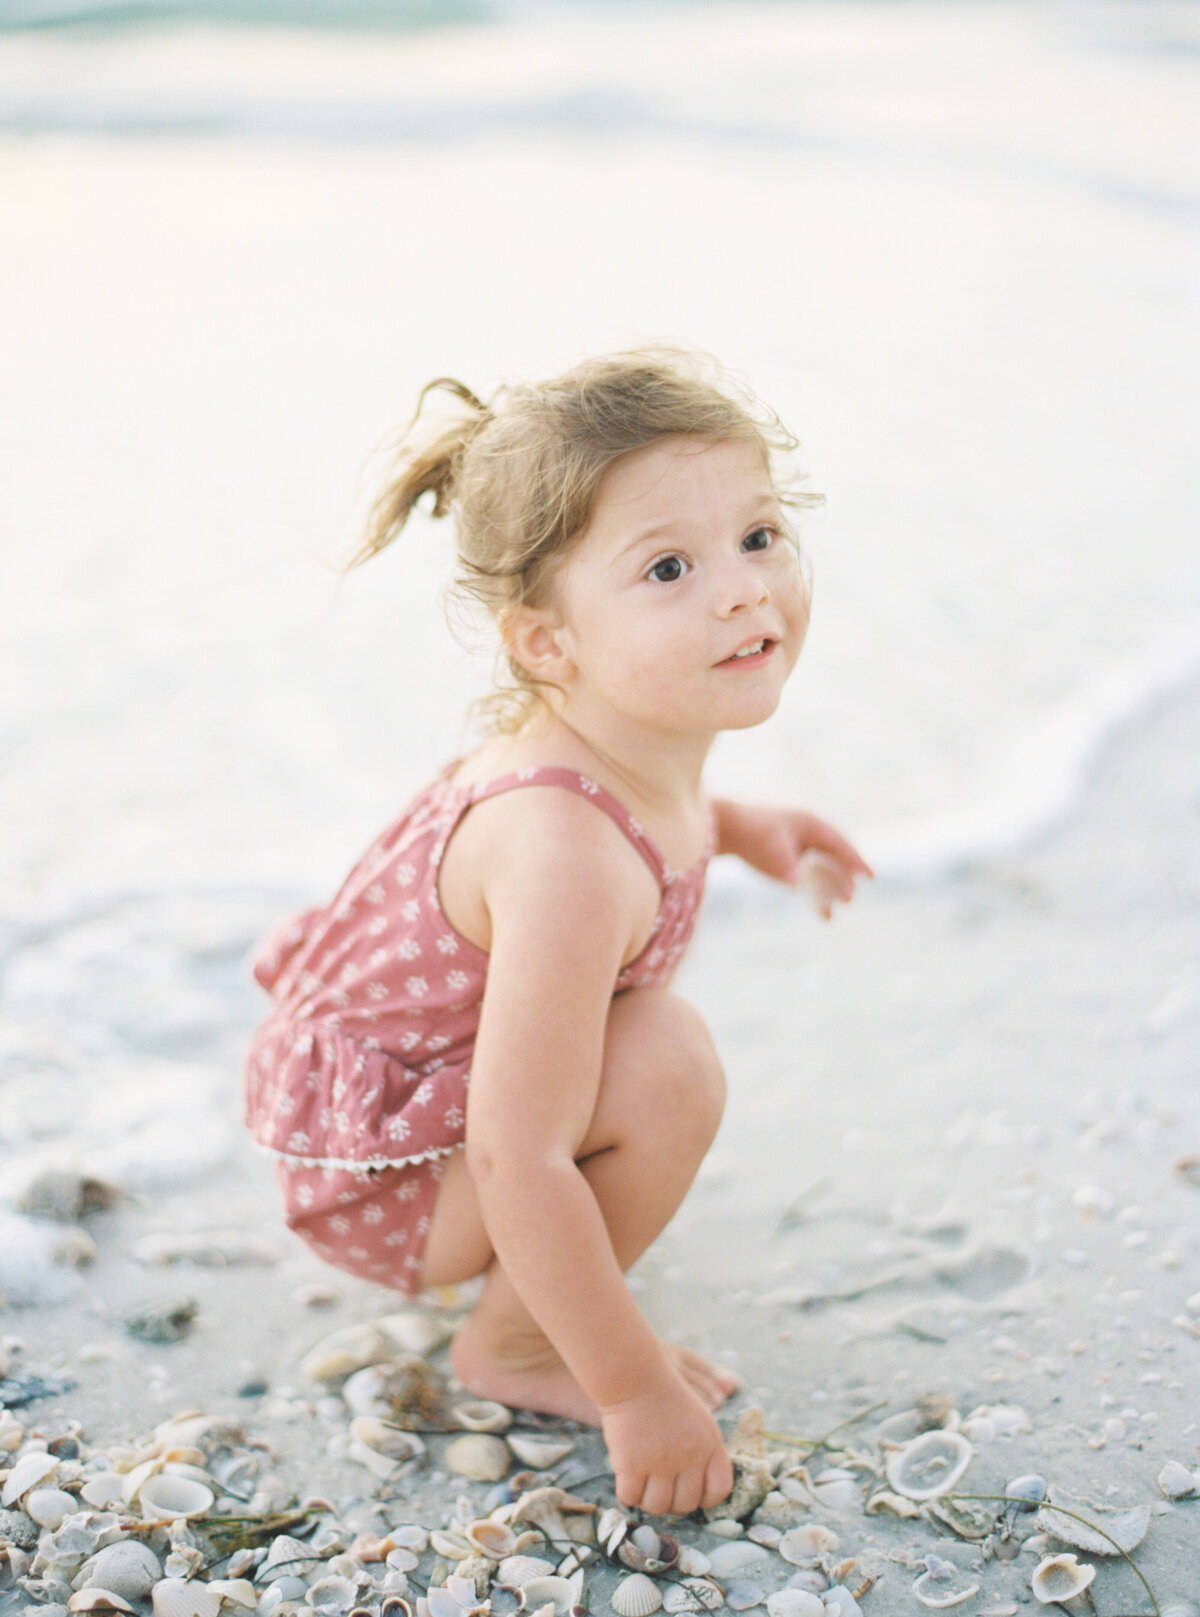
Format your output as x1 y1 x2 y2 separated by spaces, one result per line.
2 678 1198 1613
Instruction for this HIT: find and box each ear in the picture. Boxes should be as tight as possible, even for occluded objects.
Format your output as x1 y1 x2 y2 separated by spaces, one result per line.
499 603 577 684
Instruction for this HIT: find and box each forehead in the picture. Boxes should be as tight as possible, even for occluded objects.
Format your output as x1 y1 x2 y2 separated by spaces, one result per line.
590 435 773 527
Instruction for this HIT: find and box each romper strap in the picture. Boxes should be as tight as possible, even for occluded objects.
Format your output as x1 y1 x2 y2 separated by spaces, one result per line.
468 768 667 887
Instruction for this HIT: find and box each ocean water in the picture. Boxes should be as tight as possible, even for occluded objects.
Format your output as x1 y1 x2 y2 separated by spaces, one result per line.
1 0 1197 903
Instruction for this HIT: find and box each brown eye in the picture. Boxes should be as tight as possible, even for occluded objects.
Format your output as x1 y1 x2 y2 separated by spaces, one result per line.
742 527 773 552
648 555 686 583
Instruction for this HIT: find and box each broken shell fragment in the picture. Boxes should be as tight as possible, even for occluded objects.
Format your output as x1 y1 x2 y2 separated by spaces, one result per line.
452 1401 513 1435
1158 1461 1197 1500
864 1490 922 1520
521 1576 581 1616
912 1556 981 1609
777 1526 837 1566
506 1433 575 1470
1004 1475 1047 1511
1035 1493 1149 1554
1 1450 58 1505
1031 1554 1096 1605
611 1573 663 1617
349 1416 425 1463
885 1431 973 1500
68 1595 136 1614
151 1579 223 1617
445 1434 511 1483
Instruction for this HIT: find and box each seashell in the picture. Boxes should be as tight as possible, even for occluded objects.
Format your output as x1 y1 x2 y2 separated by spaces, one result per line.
308 1575 363 1613
2 1450 58 1505
138 1474 214 1521
69 1594 137 1613
777 1526 836 1566
391 1525 431 1553
618 1525 678 1575
299 1324 390 1382
1030 1554 1096 1605
675 1547 711 1577
707 1540 770 1578
864 1490 922 1519
611 1574 662 1617
376 1310 455 1358
662 1589 704 1616
506 1433 575 1471
912 1556 981 1609
808 1468 857 1511
1004 1475 1047 1511
521 1576 580 1616
1158 1461 1197 1500
452 1401 513 1435
705 1517 745 1538
445 1435 511 1483
745 1526 780 1549
924 1495 996 1541
819 1591 863 1617
258 1535 323 1584
205 1579 258 1611
349 1440 401 1480
24 1487 78 1530
962 1404 1031 1440
766 1595 825 1617
349 1417 425 1463
82 1543 164 1602
381 1601 414 1617
679 1580 724 1613
151 1579 222 1617
498 1556 557 1587
430 1529 474 1561
597 1507 629 1555
465 1520 518 1561
885 1431 973 1501
724 1582 764 1611
1035 1493 1149 1554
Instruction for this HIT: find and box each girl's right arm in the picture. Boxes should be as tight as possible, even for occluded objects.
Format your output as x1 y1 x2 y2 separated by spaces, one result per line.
460 789 731 1514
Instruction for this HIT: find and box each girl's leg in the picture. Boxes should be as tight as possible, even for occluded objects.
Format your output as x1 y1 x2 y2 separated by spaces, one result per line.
420 987 734 1423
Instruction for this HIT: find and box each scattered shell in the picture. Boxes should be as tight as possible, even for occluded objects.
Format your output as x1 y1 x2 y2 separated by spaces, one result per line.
864 1491 922 1520
451 1402 513 1435
766 1595 825 1617
377 1311 456 1358
618 1526 678 1575
808 1468 857 1511
206 1579 258 1611
430 1528 473 1560
349 1416 425 1463
465 1519 518 1561
912 1556 981 1609
506 1433 575 1470
498 1556 558 1587
705 1518 745 1539
885 1431 973 1500
598 1507 629 1555
68 1593 136 1613
299 1323 392 1382
777 1525 837 1566
675 1547 712 1577
1031 1554 1096 1605
724 1581 764 1611
521 1576 581 1615
308 1575 363 1614
82 1543 164 1602
708 1540 770 1577
138 1474 214 1521
611 1573 663 1617
151 1579 222 1617
23 1487 78 1529
1 1450 58 1505
1158 1461 1197 1500
924 1495 997 1541
1035 1494 1149 1554
445 1434 511 1483
1004 1475 1047 1511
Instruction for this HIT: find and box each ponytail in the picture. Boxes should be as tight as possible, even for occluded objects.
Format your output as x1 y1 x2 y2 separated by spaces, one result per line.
350 377 490 568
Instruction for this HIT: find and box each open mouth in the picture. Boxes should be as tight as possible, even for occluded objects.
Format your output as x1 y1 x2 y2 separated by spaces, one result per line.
720 637 774 665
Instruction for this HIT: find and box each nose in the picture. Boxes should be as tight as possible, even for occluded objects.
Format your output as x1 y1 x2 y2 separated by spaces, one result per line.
714 553 770 618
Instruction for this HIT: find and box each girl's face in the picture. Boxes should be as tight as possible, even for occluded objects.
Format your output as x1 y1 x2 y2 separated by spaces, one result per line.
529 436 809 744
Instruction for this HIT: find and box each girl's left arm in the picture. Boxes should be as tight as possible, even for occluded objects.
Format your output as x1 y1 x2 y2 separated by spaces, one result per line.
711 798 874 915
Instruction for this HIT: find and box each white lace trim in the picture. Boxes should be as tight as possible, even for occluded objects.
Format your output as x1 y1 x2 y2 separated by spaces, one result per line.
255 1140 460 1175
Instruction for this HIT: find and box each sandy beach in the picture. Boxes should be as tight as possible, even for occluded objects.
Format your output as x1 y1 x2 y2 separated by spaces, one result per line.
2 2 1199 1612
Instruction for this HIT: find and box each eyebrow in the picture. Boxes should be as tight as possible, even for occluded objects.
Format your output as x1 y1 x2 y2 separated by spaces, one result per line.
612 494 782 562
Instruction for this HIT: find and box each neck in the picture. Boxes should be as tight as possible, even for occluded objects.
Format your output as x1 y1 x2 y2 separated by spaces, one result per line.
531 699 714 815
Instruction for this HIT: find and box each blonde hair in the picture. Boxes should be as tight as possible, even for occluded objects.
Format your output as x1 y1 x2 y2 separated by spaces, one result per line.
352 347 818 728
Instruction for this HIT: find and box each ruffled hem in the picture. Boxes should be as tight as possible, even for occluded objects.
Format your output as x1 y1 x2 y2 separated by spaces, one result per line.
252 1139 459 1175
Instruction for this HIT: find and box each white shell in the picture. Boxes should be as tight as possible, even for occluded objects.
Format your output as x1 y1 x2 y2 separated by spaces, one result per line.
912 1557 981 1609
707 1541 770 1577
777 1526 837 1566
1 1450 58 1505
205 1579 258 1611
1035 1495 1149 1554
675 1547 712 1577
611 1574 663 1617
349 1417 425 1462
68 1594 137 1613
497 1556 557 1587
521 1576 579 1615
138 1473 214 1521
23 1486 78 1529
429 1529 473 1560
308 1574 363 1613
376 1310 455 1357
465 1519 518 1560
452 1401 513 1434
83 1542 164 1602
1158 1462 1197 1500
885 1432 973 1500
445 1434 510 1483
1031 1554 1096 1605
151 1579 222 1617
766 1595 825 1617
299 1323 389 1382
724 1582 764 1611
505 1433 575 1470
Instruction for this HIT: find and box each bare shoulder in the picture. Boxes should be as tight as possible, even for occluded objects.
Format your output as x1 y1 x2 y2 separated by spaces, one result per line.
440 782 660 960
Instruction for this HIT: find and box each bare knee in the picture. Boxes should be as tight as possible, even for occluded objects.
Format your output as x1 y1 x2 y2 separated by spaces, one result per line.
593 989 726 1155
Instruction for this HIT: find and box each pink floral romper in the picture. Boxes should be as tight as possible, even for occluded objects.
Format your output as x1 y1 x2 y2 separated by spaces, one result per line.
244 763 715 1294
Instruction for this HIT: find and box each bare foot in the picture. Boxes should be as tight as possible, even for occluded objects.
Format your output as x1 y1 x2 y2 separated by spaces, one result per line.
452 1315 738 1426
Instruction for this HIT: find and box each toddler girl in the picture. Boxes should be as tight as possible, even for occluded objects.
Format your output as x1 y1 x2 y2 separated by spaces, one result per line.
245 349 871 1516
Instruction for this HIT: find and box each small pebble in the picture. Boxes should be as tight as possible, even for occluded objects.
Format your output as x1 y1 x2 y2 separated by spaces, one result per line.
1157 1461 1197 1499
124 1297 199 1344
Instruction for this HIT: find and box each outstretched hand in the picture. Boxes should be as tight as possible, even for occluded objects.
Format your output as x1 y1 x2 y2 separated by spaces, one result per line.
714 799 874 917
602 1380 733 1516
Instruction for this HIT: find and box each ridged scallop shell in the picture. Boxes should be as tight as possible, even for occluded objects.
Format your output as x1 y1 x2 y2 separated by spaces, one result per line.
430 1528 473 1560
1031 1554 1096 1605
204 1580 258 1611
151 1579 222 1617
138 1474 214 1521
452 1401 513 1434
497 1555 557 1587
777 1526 837 1566
611 1574 663 1617
505 1433 575 1471
885 1431 973 1501
2 1450 58 1505
445 1434 511 1483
